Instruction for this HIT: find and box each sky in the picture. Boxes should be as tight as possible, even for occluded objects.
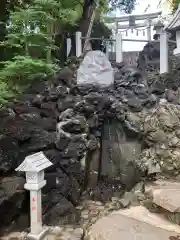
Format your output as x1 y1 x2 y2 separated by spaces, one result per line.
113 0 167 51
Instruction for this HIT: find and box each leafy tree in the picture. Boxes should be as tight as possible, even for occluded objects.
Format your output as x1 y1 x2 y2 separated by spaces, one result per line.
0 0 137 105
171 0 180 12
79 0 136 37
0 81 14 105
0 0 32 62
0 0 79 104
4 0 79 61
109 0 136 13
0 56 56 87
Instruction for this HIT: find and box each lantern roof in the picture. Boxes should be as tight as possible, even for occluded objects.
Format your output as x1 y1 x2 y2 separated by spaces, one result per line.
15 151 52 172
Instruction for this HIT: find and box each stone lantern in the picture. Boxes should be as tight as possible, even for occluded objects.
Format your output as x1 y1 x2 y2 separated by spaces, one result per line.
16 151 53 240
166 4 180 57
153 20 164 40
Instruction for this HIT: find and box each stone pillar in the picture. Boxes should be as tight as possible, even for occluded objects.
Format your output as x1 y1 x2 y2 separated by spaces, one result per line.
106 41 109 59
174 30 180 57
30 190 43 236
160 31 169 74
116 33 123 63
113 34 116 53
76 31 82 57
115 20 118 34
153 21 164 40
66 38 71 57
25 180 47 239
147 18 151 41
176 31 180 49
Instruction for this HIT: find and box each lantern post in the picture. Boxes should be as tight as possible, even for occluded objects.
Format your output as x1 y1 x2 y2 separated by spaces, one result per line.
16 151 53 240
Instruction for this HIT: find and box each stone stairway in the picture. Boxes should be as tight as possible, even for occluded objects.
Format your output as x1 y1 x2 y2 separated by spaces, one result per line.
87 180 180 240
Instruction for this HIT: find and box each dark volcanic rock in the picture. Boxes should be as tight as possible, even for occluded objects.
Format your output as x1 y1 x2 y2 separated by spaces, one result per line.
42 190 78 225
138 41 180 91
13 103 39 115
45 85 69 101
43 150 61 173
44 170 80 204
101 120 145 191
54 67 75 87
61 134 87 159
32 94 45 107
0 137 20 173
0 176 26 227
61 116 88 134
127 97 143 112
57 95 81 112
150 82 166 95
40 101 57 118
0 107 16 124
1 53 179 228
165 89 177 103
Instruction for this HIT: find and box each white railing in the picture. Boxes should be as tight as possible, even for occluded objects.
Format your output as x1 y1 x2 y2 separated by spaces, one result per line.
66 31 176 74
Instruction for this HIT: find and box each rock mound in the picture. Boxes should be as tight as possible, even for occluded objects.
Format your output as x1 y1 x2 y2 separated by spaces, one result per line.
1 51 180 229
138 41 180 90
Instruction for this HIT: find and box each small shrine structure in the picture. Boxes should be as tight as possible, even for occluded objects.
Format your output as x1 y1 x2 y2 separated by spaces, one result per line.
153 20 164 40
16 151 53 240
166 4 180 57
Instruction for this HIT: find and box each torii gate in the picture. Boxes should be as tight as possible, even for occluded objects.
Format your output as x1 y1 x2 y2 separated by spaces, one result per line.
105 11 162 41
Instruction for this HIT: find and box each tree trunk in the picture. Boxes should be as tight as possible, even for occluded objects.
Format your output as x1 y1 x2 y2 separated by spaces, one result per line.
0 0 8 64
79 0 94 37
68 0 94 57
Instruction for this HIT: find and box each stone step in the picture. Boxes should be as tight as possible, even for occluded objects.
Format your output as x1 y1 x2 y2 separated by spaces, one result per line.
153 189 180 213
88 206 180 240
146 179 180 191
146 180 180 213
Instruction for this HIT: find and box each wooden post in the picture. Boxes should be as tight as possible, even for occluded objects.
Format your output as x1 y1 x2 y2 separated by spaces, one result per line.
76 31 82 57
160 31 169 74
116 33 123 63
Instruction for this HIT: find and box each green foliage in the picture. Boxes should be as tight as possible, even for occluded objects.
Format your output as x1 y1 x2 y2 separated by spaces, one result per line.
171 0 180 12
0 56 57 86
0 0 137 104
107 0 136 13
0 81 15 105
5 0 80 60
0 56 57 105
0 0 80 104
92 20 111 38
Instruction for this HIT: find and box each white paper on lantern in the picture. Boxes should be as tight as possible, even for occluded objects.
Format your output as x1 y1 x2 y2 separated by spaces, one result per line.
77 50 114 86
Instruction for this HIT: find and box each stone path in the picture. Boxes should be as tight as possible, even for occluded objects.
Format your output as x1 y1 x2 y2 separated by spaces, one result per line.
87 206 180 240
0 196 125 240
46 197 127 240
144 180 180 225
152 189 180 213
3 180 180 240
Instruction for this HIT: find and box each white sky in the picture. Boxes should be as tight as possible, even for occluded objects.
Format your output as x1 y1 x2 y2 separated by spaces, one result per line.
114 0 164 51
